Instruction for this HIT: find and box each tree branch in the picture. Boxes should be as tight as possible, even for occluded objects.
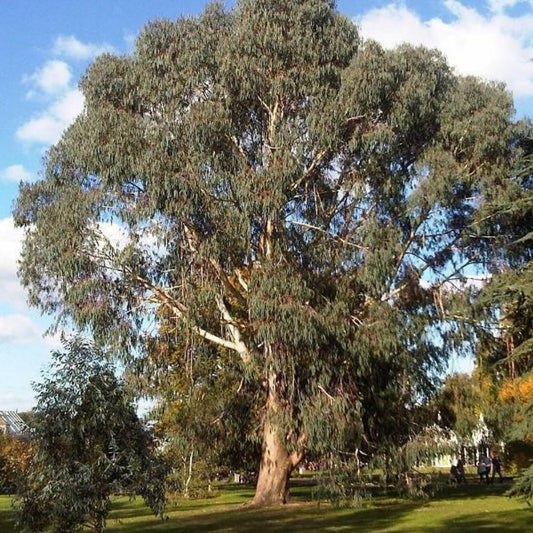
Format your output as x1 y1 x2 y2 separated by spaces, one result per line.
287 220 367 250
135 274 251 362
291 150 328 191
209 258 247 306
215 295 251 363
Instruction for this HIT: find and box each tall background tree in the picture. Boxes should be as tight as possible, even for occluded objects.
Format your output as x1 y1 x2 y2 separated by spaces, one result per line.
473 124 532 501
14 0 521 504
132 322 261 496
434 373 483 447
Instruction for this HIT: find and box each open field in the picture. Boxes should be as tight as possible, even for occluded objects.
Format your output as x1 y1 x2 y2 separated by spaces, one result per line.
1 479 531 532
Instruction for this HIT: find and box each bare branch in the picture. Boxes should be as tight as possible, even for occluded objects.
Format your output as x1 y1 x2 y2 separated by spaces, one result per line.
135 274 251 362
209 258 247 306
291 150 328 191
215 295 251 363
380 282 409 303
231 135 248 161
287 220 367 250
317 384 336 401
235 268 249 292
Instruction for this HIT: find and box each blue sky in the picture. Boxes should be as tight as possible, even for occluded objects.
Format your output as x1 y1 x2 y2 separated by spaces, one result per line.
1 0 533 411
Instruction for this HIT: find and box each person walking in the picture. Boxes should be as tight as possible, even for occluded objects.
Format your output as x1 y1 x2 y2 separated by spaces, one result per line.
456 458 467 484
450 463 459 484
483 454 491 481
491 452 503 483
477 458 487 483
478 454 491 484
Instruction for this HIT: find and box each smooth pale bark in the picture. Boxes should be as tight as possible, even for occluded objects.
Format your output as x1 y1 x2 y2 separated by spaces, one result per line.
251 368 303 506
252 418 295 505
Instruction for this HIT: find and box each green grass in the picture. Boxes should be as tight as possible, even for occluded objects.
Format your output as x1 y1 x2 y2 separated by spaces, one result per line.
0 493 16 533
1 480 531 532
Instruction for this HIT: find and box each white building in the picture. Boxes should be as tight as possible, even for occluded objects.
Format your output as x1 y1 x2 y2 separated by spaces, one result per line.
432 413 494 467
0 410 29 436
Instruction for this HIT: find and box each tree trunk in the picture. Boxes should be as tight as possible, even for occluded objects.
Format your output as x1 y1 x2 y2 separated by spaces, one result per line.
251 365 302 506
252 417 294 506
183 447 194 497
91 514 104 533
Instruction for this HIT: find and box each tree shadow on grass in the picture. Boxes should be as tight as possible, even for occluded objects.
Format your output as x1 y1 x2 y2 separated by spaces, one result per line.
410 508 533 533
108 499 426 532
0 510 15 533
111 485 256 520
107 480 530 532
430 479 513 502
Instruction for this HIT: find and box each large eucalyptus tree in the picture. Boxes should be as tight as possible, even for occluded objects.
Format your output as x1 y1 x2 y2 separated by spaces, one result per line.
15 0 518 504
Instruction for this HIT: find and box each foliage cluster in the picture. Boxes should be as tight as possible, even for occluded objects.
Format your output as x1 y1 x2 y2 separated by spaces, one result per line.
473 129 532 499
433 373 482 445
138 337 261 497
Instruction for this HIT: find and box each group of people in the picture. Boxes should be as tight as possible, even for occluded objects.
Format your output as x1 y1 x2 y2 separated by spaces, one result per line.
449 452 503 484
477 452 503 484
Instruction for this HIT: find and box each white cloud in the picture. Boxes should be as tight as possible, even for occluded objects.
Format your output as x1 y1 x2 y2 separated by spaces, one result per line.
17 40 90 148
0 218 23 280
94 221 131 251
28 60 71 95
0 392 35 412
0 218 27 309
16 88 84 145
16 116 64 145
0 313 65 354
1 164 32 182
43 330 69 351
0 217 59 344
50 88 85 123
0 314 43 345
358 1 533 98
420 274 491 292
488 0 522 13
52 35 115 60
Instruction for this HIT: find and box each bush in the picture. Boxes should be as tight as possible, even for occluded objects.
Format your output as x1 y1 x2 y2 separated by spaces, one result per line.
0 434 32 494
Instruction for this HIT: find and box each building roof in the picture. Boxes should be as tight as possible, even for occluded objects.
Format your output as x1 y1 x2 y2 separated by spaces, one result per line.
0 410 29 435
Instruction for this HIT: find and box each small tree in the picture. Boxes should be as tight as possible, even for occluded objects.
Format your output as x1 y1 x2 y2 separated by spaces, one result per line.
507 401 533 505
16 336 166 533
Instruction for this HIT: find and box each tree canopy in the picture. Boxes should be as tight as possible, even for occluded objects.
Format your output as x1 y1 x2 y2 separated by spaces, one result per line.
14 0 524 505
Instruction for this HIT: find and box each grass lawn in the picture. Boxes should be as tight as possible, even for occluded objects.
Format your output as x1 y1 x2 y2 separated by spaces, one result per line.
1 479 531 532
